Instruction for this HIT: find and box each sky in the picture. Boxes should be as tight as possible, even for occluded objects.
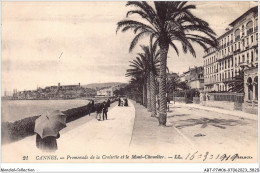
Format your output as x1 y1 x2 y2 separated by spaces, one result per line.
2 1 258 93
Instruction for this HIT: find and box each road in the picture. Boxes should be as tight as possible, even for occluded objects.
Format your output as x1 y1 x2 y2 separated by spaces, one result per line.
167 103 258 161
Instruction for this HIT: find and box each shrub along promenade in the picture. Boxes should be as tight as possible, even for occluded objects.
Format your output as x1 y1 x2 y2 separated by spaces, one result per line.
2 98 117 145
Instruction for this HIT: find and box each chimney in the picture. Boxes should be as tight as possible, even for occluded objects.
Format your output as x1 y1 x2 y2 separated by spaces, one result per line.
225 28 230 32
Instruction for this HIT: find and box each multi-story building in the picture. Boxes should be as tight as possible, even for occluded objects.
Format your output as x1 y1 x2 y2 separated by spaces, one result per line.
179 66 204 90
203 6 258 93
96 85 121 97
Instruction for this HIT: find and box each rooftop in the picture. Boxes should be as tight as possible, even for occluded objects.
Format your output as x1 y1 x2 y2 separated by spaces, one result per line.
229 6 258 26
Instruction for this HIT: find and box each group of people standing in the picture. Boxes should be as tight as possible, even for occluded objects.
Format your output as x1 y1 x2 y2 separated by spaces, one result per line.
118 97 128 107
96 99 110 121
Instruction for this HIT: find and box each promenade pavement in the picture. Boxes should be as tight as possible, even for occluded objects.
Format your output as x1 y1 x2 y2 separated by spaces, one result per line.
174 102 258 121
2 101 135 163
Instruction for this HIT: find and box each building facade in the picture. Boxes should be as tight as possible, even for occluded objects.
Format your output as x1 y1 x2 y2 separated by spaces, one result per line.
179 66 204 90
203 6 258 93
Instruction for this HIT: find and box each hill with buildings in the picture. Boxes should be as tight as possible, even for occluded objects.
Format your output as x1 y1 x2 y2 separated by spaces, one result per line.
82 82 127 90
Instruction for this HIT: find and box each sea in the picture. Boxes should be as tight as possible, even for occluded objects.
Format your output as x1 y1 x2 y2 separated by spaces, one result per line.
1 99 92 123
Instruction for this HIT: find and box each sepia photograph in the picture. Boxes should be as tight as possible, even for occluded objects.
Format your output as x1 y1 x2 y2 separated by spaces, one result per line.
1 0 259 172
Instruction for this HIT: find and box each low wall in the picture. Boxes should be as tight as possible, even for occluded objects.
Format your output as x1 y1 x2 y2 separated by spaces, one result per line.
2 99 116 145
193 97 200 104
174 97 188 103
200 100 236 111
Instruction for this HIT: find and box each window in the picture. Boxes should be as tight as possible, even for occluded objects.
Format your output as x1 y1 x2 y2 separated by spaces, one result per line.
228 47 230 52
235 29 240 41
251 51 254 62
256 33 258 40
251 35 254 43
235 44 236 50
247 53 249 63
242 55 245 62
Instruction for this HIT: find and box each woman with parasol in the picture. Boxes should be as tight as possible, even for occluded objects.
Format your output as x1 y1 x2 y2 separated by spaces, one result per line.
35 110 66 152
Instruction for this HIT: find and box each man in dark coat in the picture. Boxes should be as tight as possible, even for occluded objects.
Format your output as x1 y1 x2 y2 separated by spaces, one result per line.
87 102 91 116
102 101 108 120
107 99 111 107
118 97 121 106
91 100 95 112
124 98 128 106
96 104 103 120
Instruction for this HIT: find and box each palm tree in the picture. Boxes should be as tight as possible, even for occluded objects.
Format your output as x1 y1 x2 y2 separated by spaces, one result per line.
126 54 148 106
117 1 218 126
140 37 160 117
129 76 144 103
126 43 160 113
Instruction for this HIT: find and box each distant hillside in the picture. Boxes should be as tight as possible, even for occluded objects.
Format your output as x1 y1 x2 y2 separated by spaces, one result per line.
82 82 127 90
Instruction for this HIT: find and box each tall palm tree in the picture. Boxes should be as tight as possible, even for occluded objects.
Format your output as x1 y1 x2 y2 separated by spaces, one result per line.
117 1 218 126
129 76 144 103
141 37 160 117
126 54 148 106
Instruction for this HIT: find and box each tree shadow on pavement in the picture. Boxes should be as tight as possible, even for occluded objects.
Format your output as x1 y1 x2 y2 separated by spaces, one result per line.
174 118 247 129
168 114 189 118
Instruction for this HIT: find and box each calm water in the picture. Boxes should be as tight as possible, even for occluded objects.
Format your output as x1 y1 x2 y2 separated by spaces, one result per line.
1 99 92 122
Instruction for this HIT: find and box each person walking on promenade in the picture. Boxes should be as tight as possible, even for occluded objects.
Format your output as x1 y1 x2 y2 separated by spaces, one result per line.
87 102 91 116
91 99 95 112
107 98 111 107
102 101 108 120
118 97 121 106
124 97 128 106
96 104 103 121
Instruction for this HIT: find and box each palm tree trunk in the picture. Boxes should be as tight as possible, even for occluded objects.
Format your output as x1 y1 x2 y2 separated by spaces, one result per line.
150 71 157 117
147 75 151 112
158 46 168 126
143 84 147 107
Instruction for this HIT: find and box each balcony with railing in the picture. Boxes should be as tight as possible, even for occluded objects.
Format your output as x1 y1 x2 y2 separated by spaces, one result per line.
234 48 240 54
222 77 235 82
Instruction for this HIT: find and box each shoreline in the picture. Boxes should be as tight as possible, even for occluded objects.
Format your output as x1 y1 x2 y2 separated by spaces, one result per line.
2 98 117 145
